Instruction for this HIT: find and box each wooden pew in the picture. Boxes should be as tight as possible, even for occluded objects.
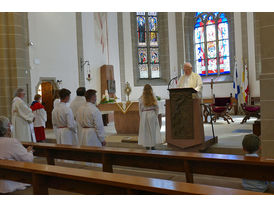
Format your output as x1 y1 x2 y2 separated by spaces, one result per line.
23 142 274 184
0 159 266 195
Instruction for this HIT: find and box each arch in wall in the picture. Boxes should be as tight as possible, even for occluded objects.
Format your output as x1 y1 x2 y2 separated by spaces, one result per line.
35 77 60 129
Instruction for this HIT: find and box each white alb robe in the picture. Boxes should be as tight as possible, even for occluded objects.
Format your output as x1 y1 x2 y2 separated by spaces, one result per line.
70 96 86 143
11 97 35 142
138 97 164 147
178 72 203 98
70 96 86 119
53 99 60 108
0 137 33 193
76 102 105 147
33 108 47 128
52 102 78 145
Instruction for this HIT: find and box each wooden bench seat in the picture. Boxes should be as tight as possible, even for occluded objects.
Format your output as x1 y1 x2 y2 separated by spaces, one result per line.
0 159 266 195
22 142 274 183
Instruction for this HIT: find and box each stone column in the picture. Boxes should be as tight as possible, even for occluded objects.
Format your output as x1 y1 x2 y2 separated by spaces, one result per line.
255 13 274 158
0 12 30 119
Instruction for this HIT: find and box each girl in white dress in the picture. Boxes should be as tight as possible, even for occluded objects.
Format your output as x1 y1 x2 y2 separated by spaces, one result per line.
138 84 163 150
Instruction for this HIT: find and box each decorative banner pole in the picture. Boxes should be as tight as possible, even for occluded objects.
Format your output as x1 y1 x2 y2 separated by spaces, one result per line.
210 78 214 98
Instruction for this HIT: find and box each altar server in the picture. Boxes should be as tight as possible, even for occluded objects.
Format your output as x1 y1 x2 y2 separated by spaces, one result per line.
53 90 60 108
178 62 203 97
70 87 86 119
11 88 35 142
52 88 78 145
0 116 34 193
138 84 163 150
30 94 47 142
76 89 106 147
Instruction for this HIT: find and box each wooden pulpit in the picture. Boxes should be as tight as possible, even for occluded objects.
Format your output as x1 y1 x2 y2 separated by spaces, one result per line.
166 88 205 149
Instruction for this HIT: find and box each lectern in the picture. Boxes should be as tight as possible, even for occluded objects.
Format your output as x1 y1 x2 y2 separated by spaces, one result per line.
166 88 205 149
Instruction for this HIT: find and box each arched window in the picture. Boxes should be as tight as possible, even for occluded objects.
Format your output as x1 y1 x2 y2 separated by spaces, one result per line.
136 12 160 79
194 12 230 76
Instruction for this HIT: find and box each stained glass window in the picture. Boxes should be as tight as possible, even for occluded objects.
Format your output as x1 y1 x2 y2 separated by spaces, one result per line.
136 12 160 79
194 12 231 76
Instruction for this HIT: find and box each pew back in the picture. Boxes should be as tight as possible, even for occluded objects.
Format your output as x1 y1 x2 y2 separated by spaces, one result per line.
22 142 274 183
0 159 265 195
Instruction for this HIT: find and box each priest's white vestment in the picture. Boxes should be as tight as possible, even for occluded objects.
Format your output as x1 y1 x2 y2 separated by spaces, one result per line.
11 97 35 142
178 72 203 97
76 102 105 147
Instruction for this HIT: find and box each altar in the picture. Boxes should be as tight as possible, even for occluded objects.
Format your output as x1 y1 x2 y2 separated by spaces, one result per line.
98 101 165 134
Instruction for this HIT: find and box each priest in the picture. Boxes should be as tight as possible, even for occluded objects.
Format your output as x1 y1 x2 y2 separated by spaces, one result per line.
178 62 203 98
76 89 106 147
52 88 78 145
11 88 35 142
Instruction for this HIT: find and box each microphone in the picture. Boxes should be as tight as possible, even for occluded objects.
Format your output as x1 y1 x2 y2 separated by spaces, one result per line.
168 76 178 90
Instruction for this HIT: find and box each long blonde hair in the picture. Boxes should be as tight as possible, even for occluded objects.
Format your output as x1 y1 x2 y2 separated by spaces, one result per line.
142 84 157 107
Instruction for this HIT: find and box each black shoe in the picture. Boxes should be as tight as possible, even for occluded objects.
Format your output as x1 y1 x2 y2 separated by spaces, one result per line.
151 147 155 150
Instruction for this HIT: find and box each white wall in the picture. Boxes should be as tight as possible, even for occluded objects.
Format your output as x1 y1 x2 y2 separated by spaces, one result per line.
107 12 122 99
28 12 79 101
81 12 121 101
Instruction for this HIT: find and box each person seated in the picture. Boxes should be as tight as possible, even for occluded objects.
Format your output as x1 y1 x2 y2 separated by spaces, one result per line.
30 94 47 142
0 116 34 194
242 134 270 192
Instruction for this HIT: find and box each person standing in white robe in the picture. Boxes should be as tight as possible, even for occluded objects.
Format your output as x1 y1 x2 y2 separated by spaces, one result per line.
70 87 86 144
76 89 106 147
53 90 60 108
52 88 78 145
70 87 86 118
0 116 34 194
138 84 163 150
11 88 35 142
177 62 203 98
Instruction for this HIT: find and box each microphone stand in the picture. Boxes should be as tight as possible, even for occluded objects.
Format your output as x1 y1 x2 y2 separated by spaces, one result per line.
168 76 178 90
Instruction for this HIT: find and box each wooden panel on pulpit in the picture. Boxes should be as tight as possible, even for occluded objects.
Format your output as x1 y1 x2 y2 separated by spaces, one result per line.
169 88 196 139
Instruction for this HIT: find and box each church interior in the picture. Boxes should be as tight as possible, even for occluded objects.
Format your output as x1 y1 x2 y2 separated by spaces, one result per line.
0 10 274 197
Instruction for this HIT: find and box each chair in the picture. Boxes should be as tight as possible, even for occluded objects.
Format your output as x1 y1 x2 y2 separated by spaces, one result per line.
210 96 234 124
240 103 260 124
